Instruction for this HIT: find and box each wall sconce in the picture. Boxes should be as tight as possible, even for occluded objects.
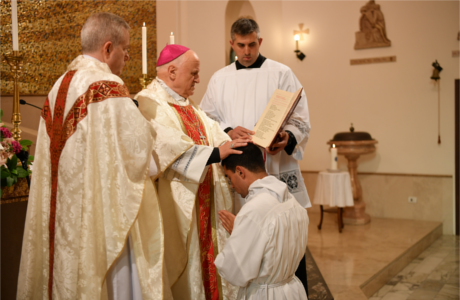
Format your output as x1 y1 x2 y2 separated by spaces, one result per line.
293 23 308 61
294 34 306 61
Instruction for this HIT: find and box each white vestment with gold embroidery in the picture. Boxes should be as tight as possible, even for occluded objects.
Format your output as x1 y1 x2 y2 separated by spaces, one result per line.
17 56 165 300
134 79 239 300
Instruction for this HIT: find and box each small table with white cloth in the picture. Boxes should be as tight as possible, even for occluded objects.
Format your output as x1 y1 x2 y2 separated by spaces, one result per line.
313 171 354 233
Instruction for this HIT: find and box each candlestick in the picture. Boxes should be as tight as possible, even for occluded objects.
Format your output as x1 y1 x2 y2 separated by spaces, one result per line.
11 0 19 51
139 74 152 90
4 51 24 141
330 144 338 170
142 23 147 74
170 32 175 45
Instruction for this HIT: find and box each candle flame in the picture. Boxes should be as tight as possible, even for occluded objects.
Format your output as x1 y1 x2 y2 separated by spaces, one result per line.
294 34 300 41
143 22 145 27
332 144 336 148
171 32 173 35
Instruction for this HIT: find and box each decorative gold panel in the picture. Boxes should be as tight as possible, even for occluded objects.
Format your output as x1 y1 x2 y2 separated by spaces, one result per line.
1 0 157 95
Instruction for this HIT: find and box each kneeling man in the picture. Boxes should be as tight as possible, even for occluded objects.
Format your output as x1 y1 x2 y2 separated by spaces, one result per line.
215 144 309 300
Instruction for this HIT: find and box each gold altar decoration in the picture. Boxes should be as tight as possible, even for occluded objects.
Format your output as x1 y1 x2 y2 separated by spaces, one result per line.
1 177 29 204
139 73 153 90
1 0 157 95
3 50 24 141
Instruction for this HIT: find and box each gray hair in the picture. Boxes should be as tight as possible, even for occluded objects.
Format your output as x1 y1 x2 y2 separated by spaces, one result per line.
230 17 260 41
81 12 130 53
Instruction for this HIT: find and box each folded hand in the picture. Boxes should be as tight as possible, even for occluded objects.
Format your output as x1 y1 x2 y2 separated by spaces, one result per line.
218 210 236 234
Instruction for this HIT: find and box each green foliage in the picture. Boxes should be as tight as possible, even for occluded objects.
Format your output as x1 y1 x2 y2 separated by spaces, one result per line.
19 140 33 151
1 153 32 193
6 155 17 171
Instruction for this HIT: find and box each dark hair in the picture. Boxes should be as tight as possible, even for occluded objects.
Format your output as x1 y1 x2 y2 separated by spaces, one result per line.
230 17 260 41
222 143 266 173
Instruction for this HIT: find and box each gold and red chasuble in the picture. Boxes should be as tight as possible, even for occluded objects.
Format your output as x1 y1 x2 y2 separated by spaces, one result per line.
41 72 130 300
172 103 220 300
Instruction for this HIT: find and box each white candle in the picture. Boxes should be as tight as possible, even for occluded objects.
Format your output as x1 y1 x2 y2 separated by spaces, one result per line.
330 144 338 170
11 0 19 51
142 23 147 74
170 32 175 45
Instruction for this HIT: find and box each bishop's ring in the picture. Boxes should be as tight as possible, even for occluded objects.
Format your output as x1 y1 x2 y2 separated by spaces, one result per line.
230 143 234 149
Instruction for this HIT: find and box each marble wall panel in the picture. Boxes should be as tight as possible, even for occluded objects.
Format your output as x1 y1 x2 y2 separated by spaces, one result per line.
303 172 454 235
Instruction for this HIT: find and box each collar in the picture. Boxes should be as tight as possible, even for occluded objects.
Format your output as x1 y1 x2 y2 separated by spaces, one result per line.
156 77 187 103
82 54 101 62
235 54 266 70
67 55 112 74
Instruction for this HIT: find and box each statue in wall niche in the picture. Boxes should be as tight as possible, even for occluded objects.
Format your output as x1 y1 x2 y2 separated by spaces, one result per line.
354 0 391 49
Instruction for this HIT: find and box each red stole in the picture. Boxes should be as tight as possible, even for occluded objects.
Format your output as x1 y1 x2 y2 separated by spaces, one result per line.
172 104 219 300
41 73 130 299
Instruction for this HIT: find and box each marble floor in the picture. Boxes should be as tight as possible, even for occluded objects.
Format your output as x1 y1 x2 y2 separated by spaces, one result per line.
370 235 459 300
307 211 443 300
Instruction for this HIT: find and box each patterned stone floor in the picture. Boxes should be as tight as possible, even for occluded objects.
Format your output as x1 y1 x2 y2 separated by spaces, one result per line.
306 247 334 300
370 235 459 300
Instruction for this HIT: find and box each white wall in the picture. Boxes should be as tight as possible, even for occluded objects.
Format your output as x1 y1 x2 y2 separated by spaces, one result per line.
157 0 459 177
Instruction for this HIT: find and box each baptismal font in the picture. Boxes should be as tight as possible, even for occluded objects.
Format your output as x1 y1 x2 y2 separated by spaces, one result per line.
327 124 378 225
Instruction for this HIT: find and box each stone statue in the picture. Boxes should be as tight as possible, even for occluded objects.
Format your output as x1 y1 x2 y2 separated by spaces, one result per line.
355 0 391 49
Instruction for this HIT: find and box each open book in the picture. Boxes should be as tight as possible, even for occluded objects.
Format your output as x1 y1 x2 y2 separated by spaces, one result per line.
252 88 303 149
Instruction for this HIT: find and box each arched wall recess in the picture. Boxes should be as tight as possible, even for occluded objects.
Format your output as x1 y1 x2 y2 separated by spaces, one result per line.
225 0 257 65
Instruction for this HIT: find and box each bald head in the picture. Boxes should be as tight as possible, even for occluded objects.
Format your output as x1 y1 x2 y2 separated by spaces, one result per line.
157 50 200 99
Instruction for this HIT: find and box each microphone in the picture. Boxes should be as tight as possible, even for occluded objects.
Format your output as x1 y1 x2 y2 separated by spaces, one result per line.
20 99 42 110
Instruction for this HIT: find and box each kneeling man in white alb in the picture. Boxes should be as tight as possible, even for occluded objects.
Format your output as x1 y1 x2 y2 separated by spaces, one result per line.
215 143 309 300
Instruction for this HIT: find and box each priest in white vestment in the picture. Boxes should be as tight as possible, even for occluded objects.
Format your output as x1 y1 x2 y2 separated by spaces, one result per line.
215 144 309 300
17 13 165 300
134 44 246 300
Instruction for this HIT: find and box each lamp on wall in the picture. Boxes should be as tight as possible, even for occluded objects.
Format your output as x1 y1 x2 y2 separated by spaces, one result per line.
294 34 305 61
293 23 309 61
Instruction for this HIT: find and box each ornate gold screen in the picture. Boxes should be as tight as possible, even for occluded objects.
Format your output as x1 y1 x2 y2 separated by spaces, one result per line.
1 0 157 95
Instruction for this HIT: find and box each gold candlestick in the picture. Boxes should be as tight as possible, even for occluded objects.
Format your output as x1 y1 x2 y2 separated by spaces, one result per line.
4 51 24 141
139 74 151 90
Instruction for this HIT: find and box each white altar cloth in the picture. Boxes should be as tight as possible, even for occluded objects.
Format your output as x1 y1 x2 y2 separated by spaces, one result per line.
313 171 354 207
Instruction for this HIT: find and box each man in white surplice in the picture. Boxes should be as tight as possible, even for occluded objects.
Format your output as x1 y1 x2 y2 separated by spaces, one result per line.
215 144 309 300
200 17 311 294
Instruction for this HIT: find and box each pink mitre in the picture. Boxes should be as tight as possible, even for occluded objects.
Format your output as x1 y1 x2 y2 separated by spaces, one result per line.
157 44 190 66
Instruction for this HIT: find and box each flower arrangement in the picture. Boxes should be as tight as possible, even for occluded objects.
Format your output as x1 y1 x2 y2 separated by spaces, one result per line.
0 109 34 197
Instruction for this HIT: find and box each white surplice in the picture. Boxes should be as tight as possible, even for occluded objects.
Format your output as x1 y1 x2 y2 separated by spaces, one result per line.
214 176 309 300
200 58 311 213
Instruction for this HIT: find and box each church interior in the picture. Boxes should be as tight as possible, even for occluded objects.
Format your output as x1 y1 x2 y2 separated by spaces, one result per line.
1 1 459 299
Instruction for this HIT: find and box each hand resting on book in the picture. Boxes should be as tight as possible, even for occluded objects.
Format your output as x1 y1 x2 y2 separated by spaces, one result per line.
228 126 254 140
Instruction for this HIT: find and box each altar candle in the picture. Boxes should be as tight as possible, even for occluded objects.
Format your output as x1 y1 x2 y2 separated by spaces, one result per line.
170 32 175 45
331 144 338 170
11 0 19 51
142 23 147 74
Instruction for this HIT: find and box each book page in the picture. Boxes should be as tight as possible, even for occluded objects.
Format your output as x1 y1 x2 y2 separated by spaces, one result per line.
252 89 294 148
